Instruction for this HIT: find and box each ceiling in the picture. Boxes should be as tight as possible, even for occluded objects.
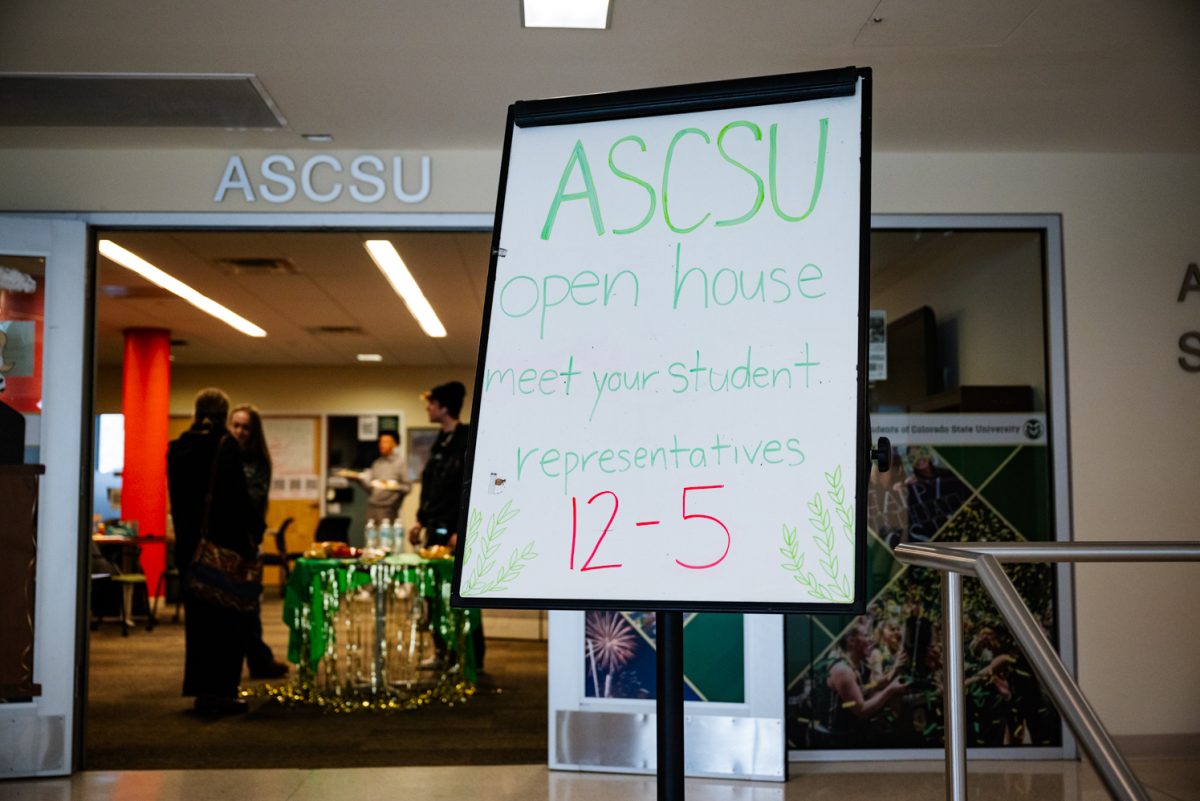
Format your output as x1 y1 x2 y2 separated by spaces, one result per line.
0 0 1197 153
7 1 1197 368
95 231 492 367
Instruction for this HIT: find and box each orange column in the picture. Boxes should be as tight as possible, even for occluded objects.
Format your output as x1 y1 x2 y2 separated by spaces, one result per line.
122 328 171 596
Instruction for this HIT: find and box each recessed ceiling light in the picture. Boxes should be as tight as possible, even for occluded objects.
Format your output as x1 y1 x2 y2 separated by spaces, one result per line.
98 240 267 338
363 240 447 338
522 0 611 29
302 133 334 142
356 353 383 362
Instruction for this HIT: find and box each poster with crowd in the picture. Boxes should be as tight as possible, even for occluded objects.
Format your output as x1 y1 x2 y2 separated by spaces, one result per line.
785 414 1063 751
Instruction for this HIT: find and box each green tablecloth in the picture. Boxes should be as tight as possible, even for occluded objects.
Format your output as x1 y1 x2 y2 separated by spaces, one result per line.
283 554 478 684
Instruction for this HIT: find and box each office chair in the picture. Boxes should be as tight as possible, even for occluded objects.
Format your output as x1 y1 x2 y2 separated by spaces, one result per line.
92 541 156 635
260 517 303 596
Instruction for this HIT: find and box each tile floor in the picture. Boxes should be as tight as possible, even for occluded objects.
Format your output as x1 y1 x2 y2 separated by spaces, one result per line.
2 758 1197 801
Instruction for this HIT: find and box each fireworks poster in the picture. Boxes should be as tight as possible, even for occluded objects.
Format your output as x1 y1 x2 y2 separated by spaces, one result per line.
785 417 1064 751
583 611 745 703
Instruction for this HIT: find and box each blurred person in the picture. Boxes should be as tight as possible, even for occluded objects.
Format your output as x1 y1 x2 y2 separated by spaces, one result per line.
229 403 288 680
407 380 483 669
826 617 909 746
867 619 908 690
229 404 270 516
356 430 411 526
966 626 1016 745
872 613 934 746
407 382 469 553
902 448 967 542
167 388 264 715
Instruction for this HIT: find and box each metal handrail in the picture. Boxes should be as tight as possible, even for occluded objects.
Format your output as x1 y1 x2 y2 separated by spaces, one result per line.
893 540 1200 801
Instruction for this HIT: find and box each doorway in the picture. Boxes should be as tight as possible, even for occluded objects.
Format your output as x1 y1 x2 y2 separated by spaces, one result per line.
82 221 550 770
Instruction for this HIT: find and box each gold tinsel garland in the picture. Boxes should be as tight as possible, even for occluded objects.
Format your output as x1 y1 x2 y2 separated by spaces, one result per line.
242 673 478 713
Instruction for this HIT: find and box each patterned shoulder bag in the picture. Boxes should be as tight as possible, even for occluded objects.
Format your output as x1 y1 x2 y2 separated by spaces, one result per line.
186 434 264 612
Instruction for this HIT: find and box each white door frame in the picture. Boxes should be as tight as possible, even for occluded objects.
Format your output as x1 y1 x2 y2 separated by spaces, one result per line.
0 215 89 777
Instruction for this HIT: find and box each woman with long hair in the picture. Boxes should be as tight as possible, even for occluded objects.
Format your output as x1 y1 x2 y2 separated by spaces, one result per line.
229 403 271 517
228 403 288 680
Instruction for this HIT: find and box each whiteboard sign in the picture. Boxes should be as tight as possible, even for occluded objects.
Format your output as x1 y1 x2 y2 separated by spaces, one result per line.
455 70 871 613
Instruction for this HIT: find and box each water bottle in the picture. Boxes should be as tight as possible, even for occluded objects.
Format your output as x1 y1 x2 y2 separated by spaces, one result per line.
365 519 379 551
379 518 394 553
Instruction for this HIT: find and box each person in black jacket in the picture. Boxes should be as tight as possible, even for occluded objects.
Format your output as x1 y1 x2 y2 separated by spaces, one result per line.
408 381 470 551
167 388 265 714
406 380 482 668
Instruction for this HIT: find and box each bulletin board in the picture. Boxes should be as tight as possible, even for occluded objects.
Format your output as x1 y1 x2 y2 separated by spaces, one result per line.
454 68 872 613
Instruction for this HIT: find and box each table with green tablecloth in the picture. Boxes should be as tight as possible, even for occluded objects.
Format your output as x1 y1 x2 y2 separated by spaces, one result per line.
281 554 479 699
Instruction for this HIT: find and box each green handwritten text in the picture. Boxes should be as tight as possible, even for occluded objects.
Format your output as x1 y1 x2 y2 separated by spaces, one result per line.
539 117 830 240
498 268 639 339
516 432 805 494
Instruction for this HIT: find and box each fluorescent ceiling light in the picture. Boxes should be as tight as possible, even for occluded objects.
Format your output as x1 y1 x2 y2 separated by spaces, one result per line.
357 353 383 362
523 0 611 29
363 240 447 338
98 240 267 338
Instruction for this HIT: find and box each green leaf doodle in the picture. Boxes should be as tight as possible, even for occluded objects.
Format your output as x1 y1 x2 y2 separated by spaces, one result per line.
778 464 853 602
825 464 855 547
463 501 537 595
779 524 806 575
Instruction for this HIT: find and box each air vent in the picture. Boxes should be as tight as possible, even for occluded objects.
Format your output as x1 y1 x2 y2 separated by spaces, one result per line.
216 257 299 276
0 73 287 128
101 284 173 300
308 326 364 335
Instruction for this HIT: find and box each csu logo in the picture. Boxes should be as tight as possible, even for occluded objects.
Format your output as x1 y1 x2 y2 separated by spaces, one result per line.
1023 419 1043 440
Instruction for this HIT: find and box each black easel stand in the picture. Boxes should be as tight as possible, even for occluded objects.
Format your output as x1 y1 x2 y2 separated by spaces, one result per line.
656 610 685 801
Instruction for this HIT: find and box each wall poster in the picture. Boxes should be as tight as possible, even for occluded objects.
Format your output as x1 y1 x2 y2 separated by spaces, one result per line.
0 256 45 415
786 413 1063 752
582 611 744 702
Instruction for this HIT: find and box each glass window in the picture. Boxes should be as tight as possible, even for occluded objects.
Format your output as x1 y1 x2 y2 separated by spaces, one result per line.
787 225 1064 753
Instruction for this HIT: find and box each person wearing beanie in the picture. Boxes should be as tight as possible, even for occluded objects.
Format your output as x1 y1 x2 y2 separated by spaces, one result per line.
408 381 468 551
407 380 483 669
